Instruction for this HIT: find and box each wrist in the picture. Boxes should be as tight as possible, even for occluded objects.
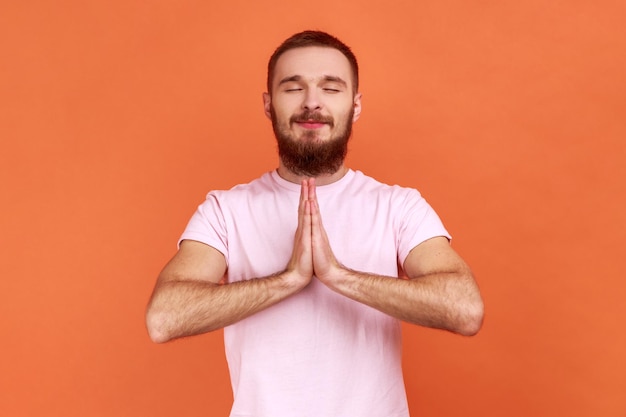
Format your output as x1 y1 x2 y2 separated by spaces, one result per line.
276 269 311 293
317 263 351 291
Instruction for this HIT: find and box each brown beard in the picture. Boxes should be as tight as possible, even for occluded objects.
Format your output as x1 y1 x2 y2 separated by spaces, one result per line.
270 107 354 177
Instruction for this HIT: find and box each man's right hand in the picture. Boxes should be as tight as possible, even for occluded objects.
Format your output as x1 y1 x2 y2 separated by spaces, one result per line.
283 179 314 289
146 179 319 343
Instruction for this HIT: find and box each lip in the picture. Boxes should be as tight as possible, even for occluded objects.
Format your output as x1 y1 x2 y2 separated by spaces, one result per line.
296 121 327 129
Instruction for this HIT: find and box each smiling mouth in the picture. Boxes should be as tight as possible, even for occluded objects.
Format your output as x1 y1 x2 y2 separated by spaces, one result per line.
290 111 334 128
296 120 328 129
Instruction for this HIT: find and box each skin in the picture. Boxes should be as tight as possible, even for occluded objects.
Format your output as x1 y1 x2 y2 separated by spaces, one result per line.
146 46 484 343
264 47 361 184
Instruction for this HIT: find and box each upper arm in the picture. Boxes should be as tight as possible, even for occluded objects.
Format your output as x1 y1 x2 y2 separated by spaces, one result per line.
402 236 484 336
156 239 227 285
402 236 471 279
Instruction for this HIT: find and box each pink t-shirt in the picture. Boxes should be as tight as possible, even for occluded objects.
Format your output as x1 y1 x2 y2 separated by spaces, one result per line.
181 169 450 417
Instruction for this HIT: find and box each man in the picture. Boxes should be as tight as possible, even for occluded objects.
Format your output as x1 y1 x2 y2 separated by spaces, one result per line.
146 30 484 417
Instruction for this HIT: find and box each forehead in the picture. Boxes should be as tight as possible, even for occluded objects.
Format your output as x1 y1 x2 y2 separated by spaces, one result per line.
272 46 353 90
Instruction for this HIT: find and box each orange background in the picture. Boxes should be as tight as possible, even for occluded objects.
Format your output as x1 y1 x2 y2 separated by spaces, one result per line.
1 1 625 416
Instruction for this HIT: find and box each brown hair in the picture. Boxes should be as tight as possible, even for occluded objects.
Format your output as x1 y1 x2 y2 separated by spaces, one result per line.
267 30 359 94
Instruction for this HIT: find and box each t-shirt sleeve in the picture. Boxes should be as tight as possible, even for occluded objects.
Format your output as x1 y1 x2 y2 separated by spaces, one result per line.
396 188 451 266
178 192 229 265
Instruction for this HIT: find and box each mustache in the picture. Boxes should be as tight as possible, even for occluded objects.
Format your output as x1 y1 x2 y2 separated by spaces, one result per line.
290 111 334 127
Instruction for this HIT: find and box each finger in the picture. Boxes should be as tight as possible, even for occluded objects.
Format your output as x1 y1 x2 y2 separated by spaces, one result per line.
310 198 322 236
309 186 321 239
290 184 313 276
299 179 308 214
310 197 336 281
308 177 316 202
303 199 312 238
309 183 322 223
310 196 331 250
300 183 312 247
298 180 310 230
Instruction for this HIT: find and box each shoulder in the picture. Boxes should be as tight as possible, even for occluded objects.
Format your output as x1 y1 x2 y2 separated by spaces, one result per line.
206 171 276 202
198 171 297 221
349 170 424 203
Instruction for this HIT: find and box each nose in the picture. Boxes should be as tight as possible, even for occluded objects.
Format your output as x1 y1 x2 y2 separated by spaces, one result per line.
302 88 322 111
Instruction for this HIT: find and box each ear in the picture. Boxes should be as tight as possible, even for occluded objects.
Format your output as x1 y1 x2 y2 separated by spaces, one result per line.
262 92 272 120
352 93 362 123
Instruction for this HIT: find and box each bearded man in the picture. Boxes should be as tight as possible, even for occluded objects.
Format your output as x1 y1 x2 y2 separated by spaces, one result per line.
146 30 484 417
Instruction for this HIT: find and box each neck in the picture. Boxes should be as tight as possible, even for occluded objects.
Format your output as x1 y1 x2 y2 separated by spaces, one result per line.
277 162 349 186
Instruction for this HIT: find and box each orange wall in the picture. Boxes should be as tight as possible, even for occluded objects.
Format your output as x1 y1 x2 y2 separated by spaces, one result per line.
1 1 625 416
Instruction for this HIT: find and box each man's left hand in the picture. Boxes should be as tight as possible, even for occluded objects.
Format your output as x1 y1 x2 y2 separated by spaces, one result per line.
303 178 345 288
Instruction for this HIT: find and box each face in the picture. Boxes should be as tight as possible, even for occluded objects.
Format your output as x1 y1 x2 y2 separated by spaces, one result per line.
263 46 362 177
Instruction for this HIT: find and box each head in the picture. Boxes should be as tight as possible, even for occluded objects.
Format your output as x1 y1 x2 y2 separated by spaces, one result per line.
267 31 359 95
263 31 362 177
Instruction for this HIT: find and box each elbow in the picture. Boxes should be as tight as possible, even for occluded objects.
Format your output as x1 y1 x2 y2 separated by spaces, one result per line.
145 308 174 344
456 297 484 337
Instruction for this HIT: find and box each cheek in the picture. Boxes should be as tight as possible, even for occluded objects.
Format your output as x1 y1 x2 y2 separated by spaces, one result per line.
334 108 354 127
271 101 296 122
270 104 288 124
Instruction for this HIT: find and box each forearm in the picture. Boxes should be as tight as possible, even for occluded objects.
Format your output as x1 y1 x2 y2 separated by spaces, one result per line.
328 268 484 336
146 272 302 343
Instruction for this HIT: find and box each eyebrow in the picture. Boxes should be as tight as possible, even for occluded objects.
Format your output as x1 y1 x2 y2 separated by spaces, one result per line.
278 75 302 86
277 75 348 88
322 75 348 87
